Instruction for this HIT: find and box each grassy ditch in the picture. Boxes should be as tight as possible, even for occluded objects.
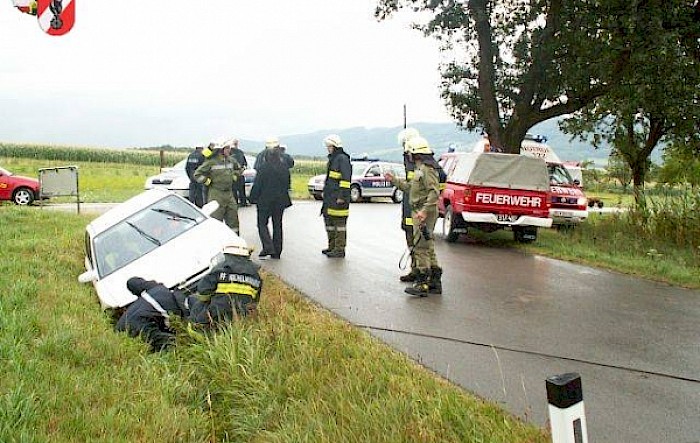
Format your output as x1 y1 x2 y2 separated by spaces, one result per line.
0 207 547 442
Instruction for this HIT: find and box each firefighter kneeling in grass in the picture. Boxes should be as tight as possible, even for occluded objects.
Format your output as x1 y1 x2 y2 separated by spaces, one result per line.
189 243 263 328
385 136 442 296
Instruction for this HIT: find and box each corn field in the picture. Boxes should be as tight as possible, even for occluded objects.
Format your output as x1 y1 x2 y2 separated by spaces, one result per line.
0 143 186 167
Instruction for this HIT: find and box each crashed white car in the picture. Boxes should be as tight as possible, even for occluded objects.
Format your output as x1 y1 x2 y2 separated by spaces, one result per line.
78 188 246 312
145 155 256 198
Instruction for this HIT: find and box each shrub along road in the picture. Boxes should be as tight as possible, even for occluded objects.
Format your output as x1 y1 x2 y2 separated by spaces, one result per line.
238 200 700 443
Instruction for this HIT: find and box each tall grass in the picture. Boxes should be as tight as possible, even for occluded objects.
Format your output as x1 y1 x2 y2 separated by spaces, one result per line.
1 156 161 203
0 207 547 442
523 201 700 288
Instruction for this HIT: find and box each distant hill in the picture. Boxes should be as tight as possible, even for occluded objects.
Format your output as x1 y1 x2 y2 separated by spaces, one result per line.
262 119 616 165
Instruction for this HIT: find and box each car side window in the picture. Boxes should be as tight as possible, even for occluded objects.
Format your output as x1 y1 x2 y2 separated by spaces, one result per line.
366 165 381 177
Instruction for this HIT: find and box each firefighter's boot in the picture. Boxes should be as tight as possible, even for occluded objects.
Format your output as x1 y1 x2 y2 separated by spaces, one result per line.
428 266 443 295
399 269 420 283
404 271 430 297
334 226 347 255
324 229 336 255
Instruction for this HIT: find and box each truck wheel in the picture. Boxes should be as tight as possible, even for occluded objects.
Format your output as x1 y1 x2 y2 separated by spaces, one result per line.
13 187 35 206
443 205 460 243
392 188 403 204
350 185 362 203
588 200 595 208
597 201 604 208
313 193 322 201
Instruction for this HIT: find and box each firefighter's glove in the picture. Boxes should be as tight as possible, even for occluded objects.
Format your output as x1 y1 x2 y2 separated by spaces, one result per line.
204 178 212 187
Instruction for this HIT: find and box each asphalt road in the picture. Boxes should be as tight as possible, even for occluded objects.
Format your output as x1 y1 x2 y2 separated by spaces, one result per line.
236 200 700 443
47 200 699 442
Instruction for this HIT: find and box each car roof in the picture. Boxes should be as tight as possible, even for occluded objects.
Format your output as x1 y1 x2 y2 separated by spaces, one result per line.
87 188 179 236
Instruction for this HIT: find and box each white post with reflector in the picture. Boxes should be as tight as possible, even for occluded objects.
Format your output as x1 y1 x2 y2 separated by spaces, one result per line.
546 372 589 443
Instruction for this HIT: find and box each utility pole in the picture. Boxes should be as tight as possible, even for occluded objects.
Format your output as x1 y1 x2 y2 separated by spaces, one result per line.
403 104 407 129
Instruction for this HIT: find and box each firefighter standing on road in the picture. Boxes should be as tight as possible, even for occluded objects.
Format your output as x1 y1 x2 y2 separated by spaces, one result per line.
385 136 442 296
194 139 243 233
321 134 351 258
397 127 421 282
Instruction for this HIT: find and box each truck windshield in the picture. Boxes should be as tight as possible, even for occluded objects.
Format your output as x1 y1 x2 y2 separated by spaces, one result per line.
548 164 575 186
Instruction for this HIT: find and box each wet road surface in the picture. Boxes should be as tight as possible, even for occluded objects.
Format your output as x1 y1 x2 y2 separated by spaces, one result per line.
238 200 700 443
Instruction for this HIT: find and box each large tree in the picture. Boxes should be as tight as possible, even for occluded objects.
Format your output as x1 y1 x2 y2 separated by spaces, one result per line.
560 0 700 204
375 0 698 156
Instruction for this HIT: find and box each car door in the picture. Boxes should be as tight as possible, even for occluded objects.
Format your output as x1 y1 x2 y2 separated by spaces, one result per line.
0 170 11 201
361 163 386 197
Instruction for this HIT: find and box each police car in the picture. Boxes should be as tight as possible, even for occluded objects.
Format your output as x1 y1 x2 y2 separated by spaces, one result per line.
307 158 405 203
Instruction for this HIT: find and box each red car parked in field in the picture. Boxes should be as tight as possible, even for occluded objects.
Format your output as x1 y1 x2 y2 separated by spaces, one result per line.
0 166 41 205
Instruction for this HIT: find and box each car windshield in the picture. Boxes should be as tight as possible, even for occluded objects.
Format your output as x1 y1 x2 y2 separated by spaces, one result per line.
93 195 206 277
352 162 369 177
548 163 575 186
0 166 12 176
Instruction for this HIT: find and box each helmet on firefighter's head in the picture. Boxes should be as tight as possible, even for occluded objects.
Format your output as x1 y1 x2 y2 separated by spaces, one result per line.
265 137 280 149
323 134 343 149
398 127 420 151
223 242 252 257
406 136 433 155
202 141 217 158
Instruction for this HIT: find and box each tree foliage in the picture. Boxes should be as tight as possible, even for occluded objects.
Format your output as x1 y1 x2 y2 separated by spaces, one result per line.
376 0 700 159
559 0 700 204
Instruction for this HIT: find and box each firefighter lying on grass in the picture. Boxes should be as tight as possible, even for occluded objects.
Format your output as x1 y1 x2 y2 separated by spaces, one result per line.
115 244 262 351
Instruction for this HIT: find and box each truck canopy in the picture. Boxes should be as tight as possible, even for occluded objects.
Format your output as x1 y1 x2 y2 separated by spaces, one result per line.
448 152 550 192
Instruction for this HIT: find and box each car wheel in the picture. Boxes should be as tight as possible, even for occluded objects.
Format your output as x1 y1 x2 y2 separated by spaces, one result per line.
313 193 322 201
350 185 362 203
13 187 35 206
392 188 403 204
443 205 460 243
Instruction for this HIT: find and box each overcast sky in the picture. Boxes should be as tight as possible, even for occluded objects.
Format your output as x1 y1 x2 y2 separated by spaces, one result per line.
0 1 453 148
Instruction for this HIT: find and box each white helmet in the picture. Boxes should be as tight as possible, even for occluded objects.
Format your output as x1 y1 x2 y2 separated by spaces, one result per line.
324 134 343 149
223 241 251 257
398 127 420 151
265 137 280 149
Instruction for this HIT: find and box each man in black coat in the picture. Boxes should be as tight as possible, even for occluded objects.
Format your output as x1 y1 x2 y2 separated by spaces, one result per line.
115 277 193 352
249 146 292 259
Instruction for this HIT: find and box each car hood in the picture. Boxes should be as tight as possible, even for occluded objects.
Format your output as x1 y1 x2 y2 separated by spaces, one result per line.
94 218 240 309
9 174 40 188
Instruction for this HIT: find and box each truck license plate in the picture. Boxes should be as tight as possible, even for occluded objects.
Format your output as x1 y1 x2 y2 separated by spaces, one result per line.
497 214 518 222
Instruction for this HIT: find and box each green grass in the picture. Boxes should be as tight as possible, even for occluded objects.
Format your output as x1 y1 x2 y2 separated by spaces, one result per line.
0 207 547 442
1 156 163 203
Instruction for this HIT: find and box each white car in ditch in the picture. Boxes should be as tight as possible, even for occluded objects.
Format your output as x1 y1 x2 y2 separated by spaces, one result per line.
78 188 246 312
